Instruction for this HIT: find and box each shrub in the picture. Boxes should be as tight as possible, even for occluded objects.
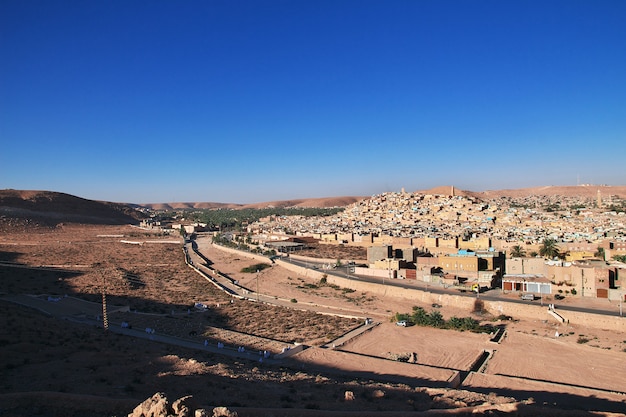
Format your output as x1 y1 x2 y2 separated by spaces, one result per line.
290 298 298 303
427 310 445 328
577 336 590 344
411 307 429 326
394 312 411 323
241 263 271 273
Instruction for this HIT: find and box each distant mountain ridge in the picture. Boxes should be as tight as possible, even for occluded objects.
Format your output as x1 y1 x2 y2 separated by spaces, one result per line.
2 185 624 227
142 185 625 210
141 195 367 210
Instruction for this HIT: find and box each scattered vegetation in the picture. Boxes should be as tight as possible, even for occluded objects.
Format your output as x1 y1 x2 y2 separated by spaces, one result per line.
613 254 626 263
160 207 345 231
392 307 495 333
241 263 272 273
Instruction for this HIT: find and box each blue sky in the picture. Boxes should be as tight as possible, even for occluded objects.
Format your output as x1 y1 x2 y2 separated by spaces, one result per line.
1 0 625 204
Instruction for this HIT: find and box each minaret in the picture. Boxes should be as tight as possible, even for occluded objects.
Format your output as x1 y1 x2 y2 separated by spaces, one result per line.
451 186 455 197
597 189 602 208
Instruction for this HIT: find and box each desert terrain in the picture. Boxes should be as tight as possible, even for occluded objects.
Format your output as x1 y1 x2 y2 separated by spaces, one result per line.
1 222 625 416
1 188 626 416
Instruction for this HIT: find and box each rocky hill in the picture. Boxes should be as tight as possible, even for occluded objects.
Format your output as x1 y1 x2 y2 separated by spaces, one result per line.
0 189 145 227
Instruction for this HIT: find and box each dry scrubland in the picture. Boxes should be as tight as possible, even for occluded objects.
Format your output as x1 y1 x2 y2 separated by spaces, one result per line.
1 223 626 416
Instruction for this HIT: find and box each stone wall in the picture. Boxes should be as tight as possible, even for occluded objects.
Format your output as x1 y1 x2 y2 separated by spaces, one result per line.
211 244 271 263
288 253 368 265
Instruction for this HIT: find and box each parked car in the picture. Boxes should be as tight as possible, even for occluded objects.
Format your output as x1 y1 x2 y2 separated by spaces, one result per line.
520 293 535 301
554 294 565 300
396 320 408 327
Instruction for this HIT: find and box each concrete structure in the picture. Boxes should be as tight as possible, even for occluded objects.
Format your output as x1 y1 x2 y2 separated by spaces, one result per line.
502 274 552 295
367 245 393 263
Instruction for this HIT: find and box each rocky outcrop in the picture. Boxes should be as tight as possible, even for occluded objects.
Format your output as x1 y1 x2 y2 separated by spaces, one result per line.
128 394 237 417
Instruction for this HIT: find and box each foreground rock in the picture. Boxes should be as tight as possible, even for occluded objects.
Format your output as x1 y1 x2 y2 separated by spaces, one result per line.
128 393 237 417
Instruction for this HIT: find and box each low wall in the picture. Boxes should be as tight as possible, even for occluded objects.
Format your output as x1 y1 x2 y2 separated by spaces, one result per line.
288 253 368 266
211 244 272 264
273 343 306 359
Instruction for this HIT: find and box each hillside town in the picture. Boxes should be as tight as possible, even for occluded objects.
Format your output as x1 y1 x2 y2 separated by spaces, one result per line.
238 187 626 303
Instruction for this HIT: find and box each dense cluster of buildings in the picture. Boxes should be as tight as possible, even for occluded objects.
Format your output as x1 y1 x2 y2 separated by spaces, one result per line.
247 188 626 301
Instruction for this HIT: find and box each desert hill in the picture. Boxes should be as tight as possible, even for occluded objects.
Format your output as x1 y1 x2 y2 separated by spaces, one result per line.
0 189 144 227
415 185 626 199
140 195 366 210
144 185 626 211
469 184 626 199
2 185 624 227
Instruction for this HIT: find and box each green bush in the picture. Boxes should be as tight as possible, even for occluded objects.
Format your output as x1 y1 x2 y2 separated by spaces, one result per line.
393 312 411 323
241 263 272 273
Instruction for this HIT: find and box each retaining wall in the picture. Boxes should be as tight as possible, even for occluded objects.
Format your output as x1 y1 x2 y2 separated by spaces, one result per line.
211 244 272 264
288 253 368 266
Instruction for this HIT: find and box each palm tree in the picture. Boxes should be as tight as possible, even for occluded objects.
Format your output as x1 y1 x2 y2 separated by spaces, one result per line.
594 247 605 260
509 245 526 258
539 238 560 259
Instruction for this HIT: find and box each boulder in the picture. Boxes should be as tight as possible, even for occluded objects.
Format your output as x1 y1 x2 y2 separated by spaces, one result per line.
172 395 196 417
372 389 385 399
212 406 238 417
128 392 169 417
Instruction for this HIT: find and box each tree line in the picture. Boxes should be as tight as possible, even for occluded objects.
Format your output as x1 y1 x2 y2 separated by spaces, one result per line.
156 206 344 231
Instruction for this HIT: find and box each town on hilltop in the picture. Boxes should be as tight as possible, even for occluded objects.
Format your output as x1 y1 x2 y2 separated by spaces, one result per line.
151 186 626 303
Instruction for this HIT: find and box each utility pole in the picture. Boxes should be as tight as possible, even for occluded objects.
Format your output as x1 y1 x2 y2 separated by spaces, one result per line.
381 258 391 297
97 264 109 332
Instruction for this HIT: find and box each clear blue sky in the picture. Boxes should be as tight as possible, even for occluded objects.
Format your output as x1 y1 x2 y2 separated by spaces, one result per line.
1 0 625 204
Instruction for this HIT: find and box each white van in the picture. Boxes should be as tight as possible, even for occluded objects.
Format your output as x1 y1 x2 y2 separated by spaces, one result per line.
521 293 535 301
